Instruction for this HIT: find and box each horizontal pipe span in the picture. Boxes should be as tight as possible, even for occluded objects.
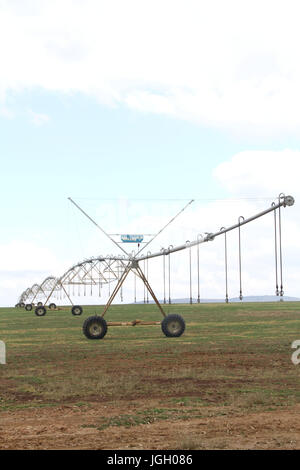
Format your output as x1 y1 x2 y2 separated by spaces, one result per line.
137 195 294 262
48 195 295 279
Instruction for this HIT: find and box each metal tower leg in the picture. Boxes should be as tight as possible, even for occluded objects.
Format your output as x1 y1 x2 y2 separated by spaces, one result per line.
101 262 132 317
135 263 166 317
100 260 167 319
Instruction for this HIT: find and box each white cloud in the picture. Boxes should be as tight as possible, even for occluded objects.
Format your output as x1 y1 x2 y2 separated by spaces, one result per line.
1 0 300 134
213 149 300 196
28 109 50 126
0 240 62 272
0 240 65 306
0 106 14 119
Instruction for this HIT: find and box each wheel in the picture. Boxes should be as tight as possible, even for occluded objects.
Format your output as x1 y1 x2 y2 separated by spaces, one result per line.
82 315 107 339
49 303 56 310
15 303 20 308
25 304 32 311
72 305 83 316
37 302 43 306
161 314 185 337
35 306 46 316
20 302 25 308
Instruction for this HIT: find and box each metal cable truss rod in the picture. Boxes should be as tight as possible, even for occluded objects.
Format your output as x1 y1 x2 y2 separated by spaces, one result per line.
137 194 295 262
68 197 130 256
69 196 194 259
136 199 195 257
72 196 276 202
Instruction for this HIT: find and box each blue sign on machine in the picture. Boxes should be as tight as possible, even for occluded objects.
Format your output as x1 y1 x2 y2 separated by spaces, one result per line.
121 234 144 243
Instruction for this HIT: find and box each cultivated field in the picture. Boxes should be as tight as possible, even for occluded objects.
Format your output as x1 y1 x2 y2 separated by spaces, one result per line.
0 302 299 450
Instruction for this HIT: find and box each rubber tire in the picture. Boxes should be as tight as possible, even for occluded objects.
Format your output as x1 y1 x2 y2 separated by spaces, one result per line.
72 305 83 316
82 315 107 340
161 314 185 337
20 302 25 308
25 304 33 311
49 303 56 310
35 306 47 316
37 302 43 306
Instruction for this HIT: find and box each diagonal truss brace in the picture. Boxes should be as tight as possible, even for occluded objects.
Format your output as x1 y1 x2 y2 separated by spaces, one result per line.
68 197 194 259
101 260 167 318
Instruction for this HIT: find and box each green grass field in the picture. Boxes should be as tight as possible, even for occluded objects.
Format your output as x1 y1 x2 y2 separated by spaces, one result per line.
0 301 300 424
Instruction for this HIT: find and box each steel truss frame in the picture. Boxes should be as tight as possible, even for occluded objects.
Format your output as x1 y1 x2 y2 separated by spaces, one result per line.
19 277 60 305
18 194 295 322
68 194 295 319
42 257 128 306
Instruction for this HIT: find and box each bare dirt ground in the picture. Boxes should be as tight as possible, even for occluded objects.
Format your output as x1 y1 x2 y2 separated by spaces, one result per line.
1 400 300 450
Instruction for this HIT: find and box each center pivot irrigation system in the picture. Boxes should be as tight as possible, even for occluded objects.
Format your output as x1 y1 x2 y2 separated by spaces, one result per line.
17 193 295 340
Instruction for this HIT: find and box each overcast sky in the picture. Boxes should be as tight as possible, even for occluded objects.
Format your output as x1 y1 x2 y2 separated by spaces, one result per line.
1 0 300 307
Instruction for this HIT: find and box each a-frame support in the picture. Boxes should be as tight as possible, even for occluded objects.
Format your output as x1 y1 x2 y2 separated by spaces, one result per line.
101 260 167 318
